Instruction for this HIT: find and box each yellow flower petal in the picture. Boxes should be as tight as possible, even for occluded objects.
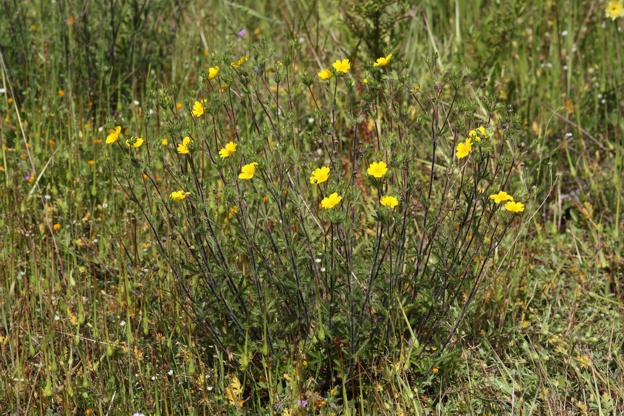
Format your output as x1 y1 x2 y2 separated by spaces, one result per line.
320 192 342 209
367 161 388 178
380 195 398 208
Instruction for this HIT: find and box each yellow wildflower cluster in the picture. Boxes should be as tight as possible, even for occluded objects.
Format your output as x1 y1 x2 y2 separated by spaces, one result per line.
489 191 524 213
468 126 489 141
456 126 489 159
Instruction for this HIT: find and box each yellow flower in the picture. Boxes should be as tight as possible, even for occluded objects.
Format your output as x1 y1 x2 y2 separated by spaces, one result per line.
309 166 330 184
177 136 192 154
238 162 258 180
161 138 169 146
219 142 237 158
320 192 342 209
332 59 351 73
469 126 489 141
380 195 398 208
605 0 624 19
505 201 525 213
456 138 472 159
489 191 514 204
373 54 392 67
317 69 332 80
176 102 183 110
88 160 95 166
367 161 388 178
105 126 121 144
231 56 248 68
192 101 204 117
170 190 190 201
58 90 65 97
53 223 61 230
208 66 220 79
125 137 144 148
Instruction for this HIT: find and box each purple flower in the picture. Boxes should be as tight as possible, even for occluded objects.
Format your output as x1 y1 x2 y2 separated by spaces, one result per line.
24 172 31 181
238 29 247 37
297 399 308 407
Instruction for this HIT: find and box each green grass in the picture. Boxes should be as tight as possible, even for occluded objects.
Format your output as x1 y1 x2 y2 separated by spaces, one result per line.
1 0 623 414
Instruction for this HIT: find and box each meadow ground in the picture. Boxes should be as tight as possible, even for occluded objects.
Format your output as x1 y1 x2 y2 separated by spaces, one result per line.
1 0 623 414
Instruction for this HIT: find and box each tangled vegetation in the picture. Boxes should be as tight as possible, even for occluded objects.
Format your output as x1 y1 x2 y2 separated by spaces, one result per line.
1 0 622 414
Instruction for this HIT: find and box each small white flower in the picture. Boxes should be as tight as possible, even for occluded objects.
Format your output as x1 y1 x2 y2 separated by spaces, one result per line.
102 203 108 209
320 267 326 272
598 93 603 99
561 30 568 37
151 376 156 381
133 100 140 106
168 370 174 376
565 133 573 138
315 258 321 263
120 320 126 327
207 386 214 391
601 99 607 104
307 117 315 124
133 413 145 416
44 194 51 200
98 126 103 132
93 238 98 243
299 36 305 43
54 315 60 321
562 65 568 71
